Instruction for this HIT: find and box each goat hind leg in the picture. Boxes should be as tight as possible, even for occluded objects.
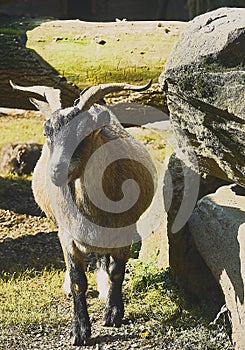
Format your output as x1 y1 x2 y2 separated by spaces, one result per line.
97 254 110 302
103 254 127 327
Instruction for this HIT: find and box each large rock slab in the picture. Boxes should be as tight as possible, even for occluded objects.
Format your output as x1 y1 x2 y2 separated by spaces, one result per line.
164 153 225 302
159 7 245 187
1 15 185 110
189 185 245 350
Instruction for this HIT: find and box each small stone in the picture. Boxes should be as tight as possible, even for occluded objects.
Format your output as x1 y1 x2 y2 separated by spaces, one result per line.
52 36 63 42
74 34 86 40
95 38 106 45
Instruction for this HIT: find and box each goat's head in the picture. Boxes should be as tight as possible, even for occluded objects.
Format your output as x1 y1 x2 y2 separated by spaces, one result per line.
10 80 152 186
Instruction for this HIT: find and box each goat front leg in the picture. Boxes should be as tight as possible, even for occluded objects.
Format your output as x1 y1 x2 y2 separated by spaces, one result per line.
59 230 91 345
103 254 128 327
68 244 91 346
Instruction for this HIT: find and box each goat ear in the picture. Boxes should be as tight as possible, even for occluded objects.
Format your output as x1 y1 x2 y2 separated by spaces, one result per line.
92 111 112 137
93 110 110 128
29 98 52 120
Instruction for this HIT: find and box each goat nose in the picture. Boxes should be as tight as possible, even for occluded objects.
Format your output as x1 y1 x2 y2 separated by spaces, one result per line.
50 162 68 187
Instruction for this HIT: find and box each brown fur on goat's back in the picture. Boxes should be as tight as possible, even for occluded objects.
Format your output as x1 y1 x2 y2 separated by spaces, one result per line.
68 126 156 228
32 120 157 251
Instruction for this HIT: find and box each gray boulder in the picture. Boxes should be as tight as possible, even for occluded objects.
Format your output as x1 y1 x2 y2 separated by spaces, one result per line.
189 185 245 350
0 142 42 175
159 9 245 346
159 7 245 187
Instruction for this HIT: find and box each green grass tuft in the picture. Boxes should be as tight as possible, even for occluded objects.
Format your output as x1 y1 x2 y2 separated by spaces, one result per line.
123 260 232 349
125 260 181 324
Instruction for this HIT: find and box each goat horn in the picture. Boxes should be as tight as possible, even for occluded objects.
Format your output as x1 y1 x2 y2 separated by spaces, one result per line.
9 80 61 113
76 79 152 110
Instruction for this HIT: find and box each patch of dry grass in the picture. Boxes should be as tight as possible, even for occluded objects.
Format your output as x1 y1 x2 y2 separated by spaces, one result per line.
0 117 45 147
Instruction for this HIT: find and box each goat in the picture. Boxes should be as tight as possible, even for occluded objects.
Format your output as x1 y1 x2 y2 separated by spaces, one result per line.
10 80 157 345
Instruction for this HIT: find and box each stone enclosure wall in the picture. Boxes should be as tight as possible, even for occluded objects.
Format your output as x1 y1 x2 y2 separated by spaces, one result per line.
0 0 189 20
1 0 245 21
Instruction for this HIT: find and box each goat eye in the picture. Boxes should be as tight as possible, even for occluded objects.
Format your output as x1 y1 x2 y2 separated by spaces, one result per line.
44 120 53 137
73 98 80 106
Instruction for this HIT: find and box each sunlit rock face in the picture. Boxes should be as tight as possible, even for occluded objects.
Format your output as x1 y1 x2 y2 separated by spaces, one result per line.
160 7 245 188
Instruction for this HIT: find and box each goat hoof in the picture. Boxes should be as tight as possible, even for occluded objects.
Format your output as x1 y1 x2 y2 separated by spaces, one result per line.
72 334 90 346
103 305 123 327
72 335 84 346
72 325 91 346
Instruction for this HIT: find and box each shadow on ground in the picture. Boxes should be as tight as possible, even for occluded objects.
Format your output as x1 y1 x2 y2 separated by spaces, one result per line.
0 231 64 274
0 14 79 110
0 175 41 215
